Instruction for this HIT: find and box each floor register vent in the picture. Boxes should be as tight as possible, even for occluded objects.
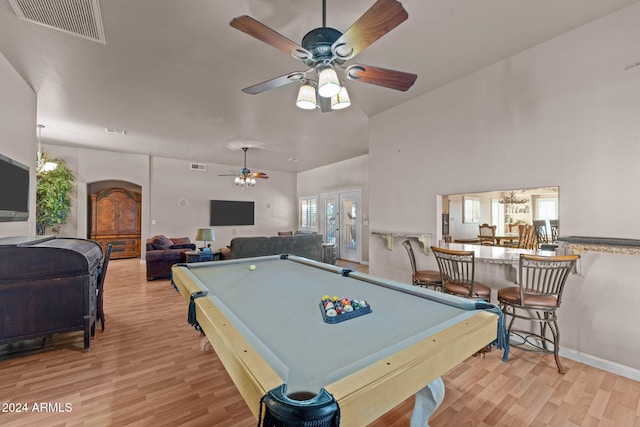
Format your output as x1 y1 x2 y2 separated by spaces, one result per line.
9 0 106 44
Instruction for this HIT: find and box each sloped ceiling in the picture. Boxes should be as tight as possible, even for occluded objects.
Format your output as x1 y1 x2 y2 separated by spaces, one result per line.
0 0 637 172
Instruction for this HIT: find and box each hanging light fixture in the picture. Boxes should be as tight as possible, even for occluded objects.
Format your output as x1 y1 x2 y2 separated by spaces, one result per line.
316 63 340 98
235 175 256 189
498 191 528 204
296 81 317 110
36 124 58 173
331 86 351 110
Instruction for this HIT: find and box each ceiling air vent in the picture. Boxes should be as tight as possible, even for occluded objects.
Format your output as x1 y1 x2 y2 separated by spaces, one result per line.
190 162 207 171
9 0 106 44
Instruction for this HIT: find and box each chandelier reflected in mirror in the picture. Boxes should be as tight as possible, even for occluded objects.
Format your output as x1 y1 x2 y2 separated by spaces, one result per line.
498 191 528 204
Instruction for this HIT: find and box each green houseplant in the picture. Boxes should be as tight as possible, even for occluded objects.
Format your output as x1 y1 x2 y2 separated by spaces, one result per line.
36 152 75 235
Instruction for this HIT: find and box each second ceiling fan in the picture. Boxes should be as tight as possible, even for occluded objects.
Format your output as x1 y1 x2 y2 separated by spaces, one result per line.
230 0 417 112
218 147 269 188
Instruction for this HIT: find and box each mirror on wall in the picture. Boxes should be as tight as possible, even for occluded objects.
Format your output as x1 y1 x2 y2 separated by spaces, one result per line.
441 187 559 244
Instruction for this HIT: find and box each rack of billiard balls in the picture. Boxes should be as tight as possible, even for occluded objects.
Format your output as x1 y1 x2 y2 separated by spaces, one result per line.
320 295 372 324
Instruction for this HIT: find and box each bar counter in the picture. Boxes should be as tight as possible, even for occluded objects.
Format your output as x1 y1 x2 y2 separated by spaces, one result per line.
438 242 555 265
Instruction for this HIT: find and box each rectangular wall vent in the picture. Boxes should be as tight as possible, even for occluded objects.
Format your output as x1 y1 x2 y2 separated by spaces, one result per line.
9 0 106 44
104 127 126 135
190 162 207 171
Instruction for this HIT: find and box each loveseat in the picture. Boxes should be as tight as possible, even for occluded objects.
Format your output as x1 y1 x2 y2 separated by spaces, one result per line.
225 234 323 262
145 235 195 280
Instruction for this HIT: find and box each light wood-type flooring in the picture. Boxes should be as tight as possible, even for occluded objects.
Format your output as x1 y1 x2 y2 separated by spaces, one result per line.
1 258 639 426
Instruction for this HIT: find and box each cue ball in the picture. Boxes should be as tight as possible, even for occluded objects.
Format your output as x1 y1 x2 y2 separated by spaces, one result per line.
249 264 256 271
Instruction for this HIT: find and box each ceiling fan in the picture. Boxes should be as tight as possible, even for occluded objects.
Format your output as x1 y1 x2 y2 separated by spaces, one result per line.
229 0 417 112
218 147 269 188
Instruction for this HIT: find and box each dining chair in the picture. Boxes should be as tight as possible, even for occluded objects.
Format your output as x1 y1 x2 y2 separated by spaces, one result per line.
431 246 491 301
532 220 548 247
497 254 579 373
478 223 497 246
402 240 442 290
517 224 537 250
549 219 559 242
95 243 112 333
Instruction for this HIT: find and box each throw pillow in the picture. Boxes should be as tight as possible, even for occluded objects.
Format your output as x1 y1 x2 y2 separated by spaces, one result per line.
151 235 173 250
219 246 231 260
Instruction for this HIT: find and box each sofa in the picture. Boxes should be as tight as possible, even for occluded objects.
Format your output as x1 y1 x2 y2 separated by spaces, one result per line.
224 234 323 262
145 235 195 280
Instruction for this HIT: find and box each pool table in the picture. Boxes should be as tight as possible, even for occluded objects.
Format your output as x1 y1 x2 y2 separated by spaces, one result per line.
172 255 500 426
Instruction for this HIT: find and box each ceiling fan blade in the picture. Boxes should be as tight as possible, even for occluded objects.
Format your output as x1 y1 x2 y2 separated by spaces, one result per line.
345 64 416 91
250 172 269 179
331 0 408 60
230 16 311 59
241 70 310 95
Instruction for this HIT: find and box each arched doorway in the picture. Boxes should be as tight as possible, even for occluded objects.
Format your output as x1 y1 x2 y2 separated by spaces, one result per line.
88 180 142 259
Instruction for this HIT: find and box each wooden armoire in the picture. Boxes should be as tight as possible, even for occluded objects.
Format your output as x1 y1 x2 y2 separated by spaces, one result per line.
89 188 141 259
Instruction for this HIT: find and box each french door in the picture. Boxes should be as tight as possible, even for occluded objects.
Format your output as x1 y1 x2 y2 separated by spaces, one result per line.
320 190 361 262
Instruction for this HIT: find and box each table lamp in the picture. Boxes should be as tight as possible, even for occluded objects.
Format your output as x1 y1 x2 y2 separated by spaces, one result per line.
195 228 215 252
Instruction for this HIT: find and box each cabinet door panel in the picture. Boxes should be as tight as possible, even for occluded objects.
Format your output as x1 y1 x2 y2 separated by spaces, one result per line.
96 199 118 234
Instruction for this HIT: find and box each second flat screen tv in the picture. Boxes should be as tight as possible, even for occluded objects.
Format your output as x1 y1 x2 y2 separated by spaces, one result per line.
210 200 254 226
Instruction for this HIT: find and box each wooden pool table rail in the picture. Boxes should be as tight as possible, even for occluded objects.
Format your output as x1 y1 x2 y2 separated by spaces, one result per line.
172 264 497 426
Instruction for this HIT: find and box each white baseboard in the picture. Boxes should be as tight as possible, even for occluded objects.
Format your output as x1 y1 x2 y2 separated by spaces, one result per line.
560 347 640 381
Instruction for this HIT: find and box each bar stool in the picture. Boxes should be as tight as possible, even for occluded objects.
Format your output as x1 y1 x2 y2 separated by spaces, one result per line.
431 246 491 302
498 254 579 373
402 240 442 291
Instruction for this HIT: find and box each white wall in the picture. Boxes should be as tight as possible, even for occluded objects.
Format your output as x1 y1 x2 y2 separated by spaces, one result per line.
297 154 370 262
0 52 37 238
35 147 297 255
149 156 297 249
41 144 150 246
368 3 640 377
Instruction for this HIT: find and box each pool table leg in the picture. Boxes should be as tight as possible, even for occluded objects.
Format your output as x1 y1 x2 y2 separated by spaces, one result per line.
410 377 445 427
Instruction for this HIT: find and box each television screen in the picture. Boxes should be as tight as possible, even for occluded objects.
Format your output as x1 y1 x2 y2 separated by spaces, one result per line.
210 200 254 226
0 153 29 222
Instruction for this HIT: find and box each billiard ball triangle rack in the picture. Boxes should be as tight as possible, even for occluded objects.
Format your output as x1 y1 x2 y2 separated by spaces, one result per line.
319 298 372 324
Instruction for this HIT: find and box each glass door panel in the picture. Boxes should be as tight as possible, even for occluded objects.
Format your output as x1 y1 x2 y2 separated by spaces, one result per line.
320 193 339 258
339 191 361 262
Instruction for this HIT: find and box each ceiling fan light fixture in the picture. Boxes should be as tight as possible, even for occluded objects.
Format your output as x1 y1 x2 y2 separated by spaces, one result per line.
296 83 317 110
317 65 340 98
331 86 351 110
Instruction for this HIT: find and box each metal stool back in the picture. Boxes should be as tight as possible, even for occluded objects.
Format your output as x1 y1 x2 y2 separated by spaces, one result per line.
498 254 579 373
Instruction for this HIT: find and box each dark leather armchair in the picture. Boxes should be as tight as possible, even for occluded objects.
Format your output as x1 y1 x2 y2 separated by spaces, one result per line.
145 235 195 280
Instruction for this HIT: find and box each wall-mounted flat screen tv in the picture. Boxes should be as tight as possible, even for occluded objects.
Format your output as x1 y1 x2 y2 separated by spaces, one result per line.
210 200 254 226
0 153 29 222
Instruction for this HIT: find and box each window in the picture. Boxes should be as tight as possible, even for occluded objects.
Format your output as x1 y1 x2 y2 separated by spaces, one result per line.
463 196 480 224
536 198 558 221
299 196 318 230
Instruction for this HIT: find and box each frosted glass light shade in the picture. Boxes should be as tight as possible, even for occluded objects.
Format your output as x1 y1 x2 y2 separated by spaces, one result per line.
296 84 317 110
331 86 351 110
317 67 340 98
